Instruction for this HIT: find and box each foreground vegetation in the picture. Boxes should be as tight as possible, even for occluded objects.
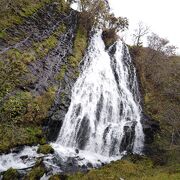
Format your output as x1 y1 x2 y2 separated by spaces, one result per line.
130 46 180 166
67 158 180 180
0 0 69 153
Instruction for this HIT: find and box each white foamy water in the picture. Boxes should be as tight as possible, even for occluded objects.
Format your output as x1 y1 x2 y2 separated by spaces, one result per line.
55 31 144 158
0 146 39 172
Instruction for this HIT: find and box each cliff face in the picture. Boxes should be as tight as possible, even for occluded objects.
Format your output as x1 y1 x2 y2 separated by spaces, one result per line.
0 1 88 153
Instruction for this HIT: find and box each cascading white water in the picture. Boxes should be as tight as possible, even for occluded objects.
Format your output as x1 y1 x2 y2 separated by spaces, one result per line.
55 30 144 158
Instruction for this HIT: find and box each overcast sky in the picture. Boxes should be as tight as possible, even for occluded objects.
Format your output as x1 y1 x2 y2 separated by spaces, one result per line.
108 0 180 54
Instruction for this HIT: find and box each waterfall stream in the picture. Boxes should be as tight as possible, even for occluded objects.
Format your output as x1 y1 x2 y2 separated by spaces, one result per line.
52 30 144 158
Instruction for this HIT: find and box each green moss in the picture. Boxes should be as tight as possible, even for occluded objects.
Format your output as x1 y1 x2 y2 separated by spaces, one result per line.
50 174 68 180
0 0 51 31
68 159 180 180
3 168 19 180
0 87 56 153
53 23 67 37
55 65 67 81
32 23 67 59
24 86 57 123
25 160 46 180
19 0 50 17
56 0 69 13
37 144 54 154
33 35 58 58
0 48 36 100
0 31 7 39
0 91 31 123
1 86 56 123
68 26 88 68
49 175 61 180
55 23 87 82
0 124 45 153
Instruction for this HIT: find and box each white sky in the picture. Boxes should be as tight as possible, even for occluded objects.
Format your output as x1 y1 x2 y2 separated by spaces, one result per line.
108 0 180 54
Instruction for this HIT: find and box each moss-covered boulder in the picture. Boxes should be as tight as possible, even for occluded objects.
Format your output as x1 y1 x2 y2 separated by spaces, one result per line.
3 168 19 180
102 28 118 48
37 144 54 154
49 174 61 180
49 174 68 180
24 159 46 180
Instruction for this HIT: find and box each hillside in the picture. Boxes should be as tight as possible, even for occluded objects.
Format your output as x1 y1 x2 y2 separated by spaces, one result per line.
130 47 180 165
0 0 88 153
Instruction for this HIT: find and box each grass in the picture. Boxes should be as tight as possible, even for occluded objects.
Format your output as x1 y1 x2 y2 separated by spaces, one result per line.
67 158 180 180
24 159 46 180
0 124 45 153
0 49 36 101
0 0 70 153
0 0 51 31
0 87 57 123
68 25 88 68
33 35 58 59
0 87 56 153
0 0 68 45
2 168 19 180
37 144 54 154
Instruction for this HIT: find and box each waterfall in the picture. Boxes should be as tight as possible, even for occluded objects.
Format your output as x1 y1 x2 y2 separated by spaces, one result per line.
54 30 144 158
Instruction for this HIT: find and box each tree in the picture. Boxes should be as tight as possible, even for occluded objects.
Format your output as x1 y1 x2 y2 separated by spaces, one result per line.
133 22 149 47
147 33 177 56
106 13 128 32
68 0 128 32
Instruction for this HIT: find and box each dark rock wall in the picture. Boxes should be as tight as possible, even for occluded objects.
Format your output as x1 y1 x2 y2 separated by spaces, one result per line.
0 2 83 152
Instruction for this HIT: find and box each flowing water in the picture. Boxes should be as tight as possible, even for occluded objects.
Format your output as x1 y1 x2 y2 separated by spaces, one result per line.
0 30 144 173
53 30 144 158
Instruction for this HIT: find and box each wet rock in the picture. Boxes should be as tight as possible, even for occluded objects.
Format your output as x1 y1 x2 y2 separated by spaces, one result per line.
141 114 160 144
119 123 136 153
11 146 24 154
75 149 79 154
87 162 93 168
2 168 20 180
25 159 46 180
20 155 28 160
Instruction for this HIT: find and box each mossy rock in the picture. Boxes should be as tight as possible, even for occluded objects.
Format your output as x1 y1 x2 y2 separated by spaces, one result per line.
0 0 52 31
37 144 54 154
102 28 118 49
33 35 58 59
67 25 88 68
3 168 19 180
0 124 46 153
49 174 68 180
25 159 46 180
49 174 61 180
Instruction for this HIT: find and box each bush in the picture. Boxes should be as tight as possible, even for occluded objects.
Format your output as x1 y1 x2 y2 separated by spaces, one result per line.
3 168 19 180
37 144 54 154
102 28 118 48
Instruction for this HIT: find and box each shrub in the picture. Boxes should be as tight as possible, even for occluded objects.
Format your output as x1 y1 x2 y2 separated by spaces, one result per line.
37 144 54 154
102 28 118 48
